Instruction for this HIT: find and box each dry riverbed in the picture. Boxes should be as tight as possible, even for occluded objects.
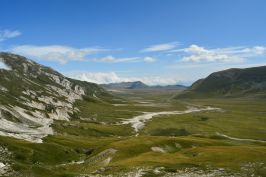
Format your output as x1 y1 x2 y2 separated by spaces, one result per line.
120 106 222 133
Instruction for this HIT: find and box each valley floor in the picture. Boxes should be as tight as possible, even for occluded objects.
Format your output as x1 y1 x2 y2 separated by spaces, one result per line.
0 89 266 177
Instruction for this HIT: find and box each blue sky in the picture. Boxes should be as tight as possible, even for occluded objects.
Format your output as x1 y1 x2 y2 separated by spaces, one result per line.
1 0 266 85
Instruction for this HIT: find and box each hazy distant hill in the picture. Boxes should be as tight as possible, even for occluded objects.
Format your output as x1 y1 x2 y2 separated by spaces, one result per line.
150 84 187 90
101 81 148 89
177 66 266 98
101 81 187 90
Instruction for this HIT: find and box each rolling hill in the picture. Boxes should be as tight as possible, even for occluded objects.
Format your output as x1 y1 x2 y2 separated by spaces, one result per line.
177 66 266 98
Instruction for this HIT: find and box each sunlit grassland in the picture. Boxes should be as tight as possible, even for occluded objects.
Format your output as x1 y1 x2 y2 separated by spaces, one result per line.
0 89 265 176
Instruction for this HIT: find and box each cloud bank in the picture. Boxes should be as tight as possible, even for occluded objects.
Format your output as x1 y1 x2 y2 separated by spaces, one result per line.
9 45 157 64
67 72 181 86
171 44 266 63
10 45 105 64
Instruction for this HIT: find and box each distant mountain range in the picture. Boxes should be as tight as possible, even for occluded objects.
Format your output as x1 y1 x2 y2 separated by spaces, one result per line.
177 66 266 98
101 81 148 89
101 81 187 90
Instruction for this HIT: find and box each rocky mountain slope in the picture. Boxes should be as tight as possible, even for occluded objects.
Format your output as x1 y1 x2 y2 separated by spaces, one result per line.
177 66 266 98
0 52 106 143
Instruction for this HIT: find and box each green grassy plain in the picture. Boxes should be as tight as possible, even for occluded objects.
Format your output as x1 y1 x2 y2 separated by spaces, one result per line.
0 89 265 176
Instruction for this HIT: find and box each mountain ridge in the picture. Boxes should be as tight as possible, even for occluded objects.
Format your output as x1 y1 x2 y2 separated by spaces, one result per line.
177 65 266 98
101 81 148 89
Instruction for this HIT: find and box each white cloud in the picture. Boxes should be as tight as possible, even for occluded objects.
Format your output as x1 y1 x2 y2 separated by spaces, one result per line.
182 45 236 62
68 72 121 84
93 55 140 63
170 44 266 63
141 42 178 52
93 55 157 63
9 45 157 64
10 45 105 64
67 72 181 86
0 30 21 42
143 56 157 62
250 46 266 55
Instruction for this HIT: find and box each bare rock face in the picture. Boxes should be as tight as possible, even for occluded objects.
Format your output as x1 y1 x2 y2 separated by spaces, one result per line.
0 52 106 143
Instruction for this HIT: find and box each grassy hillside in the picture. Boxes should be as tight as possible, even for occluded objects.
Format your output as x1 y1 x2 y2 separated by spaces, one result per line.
177 66 266 98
